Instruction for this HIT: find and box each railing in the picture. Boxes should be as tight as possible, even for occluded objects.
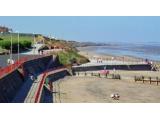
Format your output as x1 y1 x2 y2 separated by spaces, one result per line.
0 57 27 78
134 76 160 85
74 71 121 80
34 72 47 103
34 66 68 103
0 55 48 79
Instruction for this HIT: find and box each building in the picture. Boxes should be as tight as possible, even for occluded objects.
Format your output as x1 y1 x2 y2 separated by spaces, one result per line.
0 26 12 33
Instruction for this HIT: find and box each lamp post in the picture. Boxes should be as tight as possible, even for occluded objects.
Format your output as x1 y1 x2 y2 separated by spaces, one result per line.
16 31 20 63
33 33 35 55
10 32 13 62
10 31 13 70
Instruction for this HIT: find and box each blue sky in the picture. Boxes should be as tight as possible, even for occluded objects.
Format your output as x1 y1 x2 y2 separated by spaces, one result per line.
0 16 160 43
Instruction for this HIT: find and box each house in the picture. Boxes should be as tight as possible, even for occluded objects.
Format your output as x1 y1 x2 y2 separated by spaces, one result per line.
0 26 12 33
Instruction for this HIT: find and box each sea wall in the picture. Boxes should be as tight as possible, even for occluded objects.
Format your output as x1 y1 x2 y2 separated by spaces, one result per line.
40 70 69 103
72 64 152 73
0 55 62 103
47 70 69 82
0 69 24 103
23 55 62 77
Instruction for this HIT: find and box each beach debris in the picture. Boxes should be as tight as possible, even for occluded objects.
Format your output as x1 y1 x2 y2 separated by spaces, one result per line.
110 93 120 100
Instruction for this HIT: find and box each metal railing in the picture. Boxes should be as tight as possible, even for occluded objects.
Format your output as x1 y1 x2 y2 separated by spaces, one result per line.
34 66 68 103
0 55 48 79
0 57 27 78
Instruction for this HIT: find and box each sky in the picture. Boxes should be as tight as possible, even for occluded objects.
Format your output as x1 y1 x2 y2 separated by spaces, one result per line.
0 16 160 44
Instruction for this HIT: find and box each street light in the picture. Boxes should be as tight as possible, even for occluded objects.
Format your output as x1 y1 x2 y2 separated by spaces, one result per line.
10 32 13 62
16 31 20 63
33 33 36 55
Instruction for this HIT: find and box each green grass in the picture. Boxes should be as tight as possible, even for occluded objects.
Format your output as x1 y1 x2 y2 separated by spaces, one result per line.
0 33 33 51
57 50 89 65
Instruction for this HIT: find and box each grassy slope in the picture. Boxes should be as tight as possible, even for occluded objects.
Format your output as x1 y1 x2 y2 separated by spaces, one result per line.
41 35 89 65
57 50 89 65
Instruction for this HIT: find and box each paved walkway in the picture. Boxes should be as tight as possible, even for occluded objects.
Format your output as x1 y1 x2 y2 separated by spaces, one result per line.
24 74 44 103
21 43 44 55
12 72 43 103
12 67 68 103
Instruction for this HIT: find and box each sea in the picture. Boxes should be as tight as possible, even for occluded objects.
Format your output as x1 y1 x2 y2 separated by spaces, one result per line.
79 42 160 61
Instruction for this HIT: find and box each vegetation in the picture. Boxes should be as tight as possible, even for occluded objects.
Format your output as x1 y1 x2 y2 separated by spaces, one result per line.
57 50 89 65
0 33 32 52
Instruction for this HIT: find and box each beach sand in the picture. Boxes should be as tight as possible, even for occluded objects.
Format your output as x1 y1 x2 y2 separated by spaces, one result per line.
48 46 160 103
52 76 160 103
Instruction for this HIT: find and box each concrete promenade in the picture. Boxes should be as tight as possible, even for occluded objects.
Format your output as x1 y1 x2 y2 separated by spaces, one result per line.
12 67 68 103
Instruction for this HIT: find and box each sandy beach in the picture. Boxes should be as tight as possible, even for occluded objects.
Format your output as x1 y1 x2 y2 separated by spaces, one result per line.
48 46 160 103
52 76 160 103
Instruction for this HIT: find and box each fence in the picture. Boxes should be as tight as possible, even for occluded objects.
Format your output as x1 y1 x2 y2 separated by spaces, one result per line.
134 76 160 85
74 71 121 80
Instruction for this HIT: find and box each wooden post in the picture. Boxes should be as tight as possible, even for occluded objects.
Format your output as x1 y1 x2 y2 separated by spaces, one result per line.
112 74 114 79
142 76 144 83
105 73 107 78
149 77 151 84
118 74 121 80
134 76 137 82
98 73 100 78
156 77 159 85
91 72 93 76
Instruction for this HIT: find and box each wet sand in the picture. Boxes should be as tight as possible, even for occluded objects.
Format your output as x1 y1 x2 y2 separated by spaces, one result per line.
78 47 145 62
78 46 160 70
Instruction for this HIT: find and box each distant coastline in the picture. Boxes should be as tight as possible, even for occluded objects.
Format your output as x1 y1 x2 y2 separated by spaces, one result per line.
77 44 160 62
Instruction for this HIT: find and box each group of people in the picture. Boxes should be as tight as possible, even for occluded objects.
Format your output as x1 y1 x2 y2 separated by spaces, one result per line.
110 93 120 100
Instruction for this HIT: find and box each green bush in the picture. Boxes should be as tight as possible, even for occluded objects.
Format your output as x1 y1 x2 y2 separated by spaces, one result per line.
0 33 32 51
